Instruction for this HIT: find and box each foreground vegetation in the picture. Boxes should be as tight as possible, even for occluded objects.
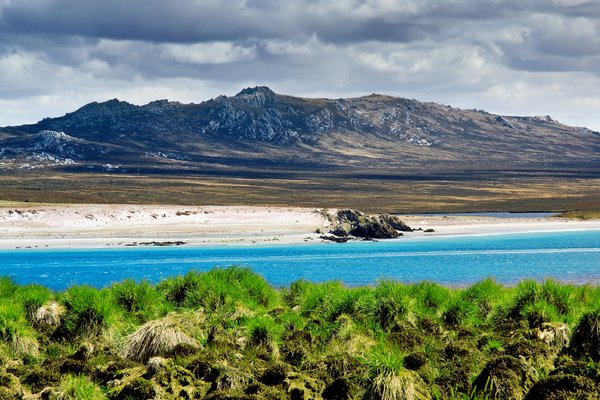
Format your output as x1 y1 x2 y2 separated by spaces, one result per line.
1 268 600 399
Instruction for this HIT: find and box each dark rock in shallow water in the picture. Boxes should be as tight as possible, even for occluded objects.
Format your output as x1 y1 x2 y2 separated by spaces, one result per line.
349 219 398 239
320 235 349 243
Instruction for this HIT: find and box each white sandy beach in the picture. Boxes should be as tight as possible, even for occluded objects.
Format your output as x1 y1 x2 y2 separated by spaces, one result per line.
0 204 599 249
399 215 600 237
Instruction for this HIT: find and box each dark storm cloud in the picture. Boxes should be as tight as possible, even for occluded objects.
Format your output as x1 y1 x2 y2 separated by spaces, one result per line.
0 0 587 44
0 0 284 42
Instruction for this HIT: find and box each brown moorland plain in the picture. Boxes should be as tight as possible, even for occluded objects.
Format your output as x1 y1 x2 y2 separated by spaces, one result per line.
1 170 599 213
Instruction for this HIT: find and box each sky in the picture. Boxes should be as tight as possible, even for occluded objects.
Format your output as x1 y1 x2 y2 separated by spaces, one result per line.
1 0 600 131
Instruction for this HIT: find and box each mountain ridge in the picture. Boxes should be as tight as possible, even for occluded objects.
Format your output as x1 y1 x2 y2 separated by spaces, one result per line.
1 86 599 173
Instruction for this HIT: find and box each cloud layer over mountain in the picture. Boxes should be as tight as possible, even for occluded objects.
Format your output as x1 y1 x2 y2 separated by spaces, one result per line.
1 0 600 130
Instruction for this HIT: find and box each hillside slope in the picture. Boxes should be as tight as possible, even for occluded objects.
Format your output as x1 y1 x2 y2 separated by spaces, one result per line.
2 86 598 173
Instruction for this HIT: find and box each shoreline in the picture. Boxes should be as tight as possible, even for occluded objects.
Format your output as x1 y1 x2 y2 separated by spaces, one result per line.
1 204 600 250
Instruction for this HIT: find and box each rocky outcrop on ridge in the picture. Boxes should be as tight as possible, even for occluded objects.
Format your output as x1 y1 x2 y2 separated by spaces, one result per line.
1 86 599 172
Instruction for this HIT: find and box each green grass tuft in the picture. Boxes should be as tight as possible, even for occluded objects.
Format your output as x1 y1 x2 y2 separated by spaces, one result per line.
53 374 106 400
158 267 277 311
371 280 415 329
110 279 168 322
59 285 118 338
0 276 18 299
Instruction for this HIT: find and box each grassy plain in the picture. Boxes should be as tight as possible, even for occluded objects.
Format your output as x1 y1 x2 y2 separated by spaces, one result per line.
0 267 599 399
1 170 599 213
557 211 600 220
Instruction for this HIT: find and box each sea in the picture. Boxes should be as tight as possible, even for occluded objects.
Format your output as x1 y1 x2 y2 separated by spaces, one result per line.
1 229 599 290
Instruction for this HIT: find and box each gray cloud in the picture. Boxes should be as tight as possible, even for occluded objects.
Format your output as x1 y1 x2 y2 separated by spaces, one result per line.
0 0 599 131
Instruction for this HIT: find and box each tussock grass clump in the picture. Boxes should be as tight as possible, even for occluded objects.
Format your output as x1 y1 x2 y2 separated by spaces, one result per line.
110 278 168 322
364 344 406 376
244 314 282 360
158 267 277 311
462 278 505 320
410 282 452 316
443 297 479 327
363 345 431 400
503 280 582 327
0 276 18 299
123 313 200 363
372 280 415 329
0 298 39 358
17 284 53 316
287 280 348 319
59 285 117 338
473 355 538 400
365 369 432 400
51 374 106 400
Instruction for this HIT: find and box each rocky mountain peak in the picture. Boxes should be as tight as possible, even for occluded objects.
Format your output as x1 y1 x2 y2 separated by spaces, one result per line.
235 86 276 97
1 87 598 172
232 86 277 108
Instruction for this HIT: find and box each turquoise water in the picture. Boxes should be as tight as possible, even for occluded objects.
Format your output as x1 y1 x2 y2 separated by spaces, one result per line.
0 230 599 290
